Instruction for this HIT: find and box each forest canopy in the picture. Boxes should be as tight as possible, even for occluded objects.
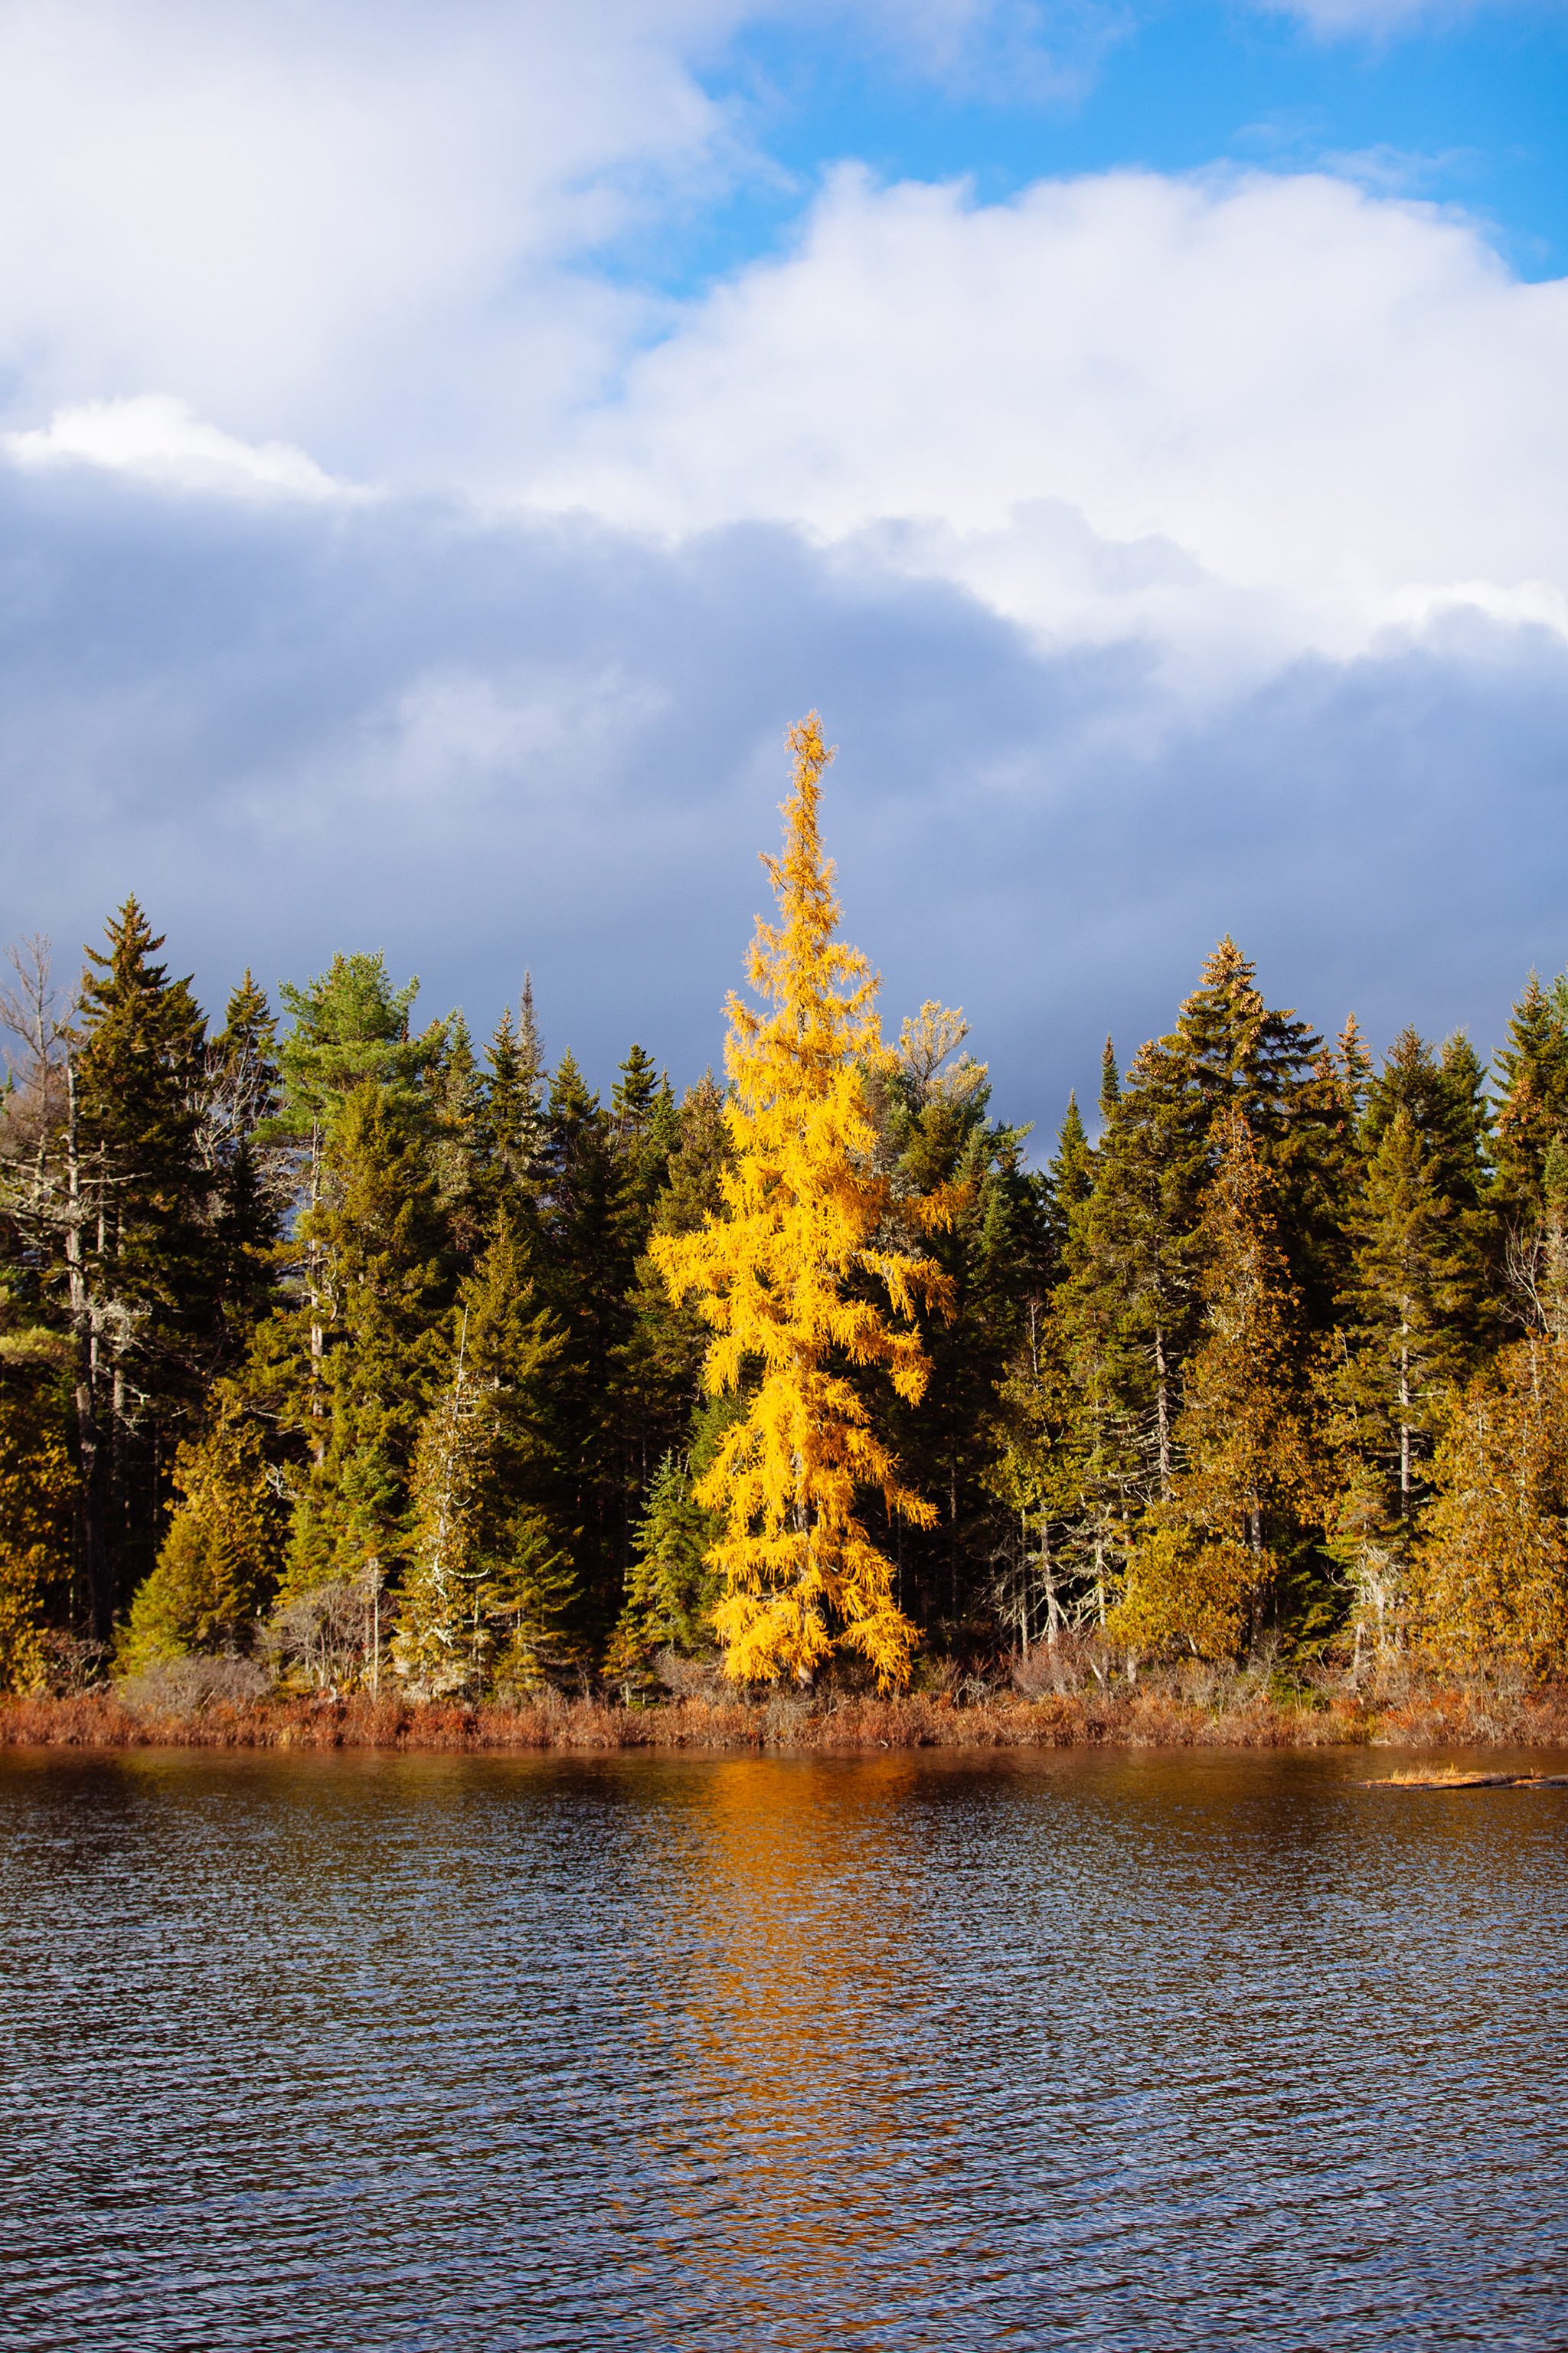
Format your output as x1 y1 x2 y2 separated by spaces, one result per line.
2 713 1566 1700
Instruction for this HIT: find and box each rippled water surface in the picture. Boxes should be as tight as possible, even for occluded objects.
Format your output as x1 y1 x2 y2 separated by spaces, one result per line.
3 1746 1568 2348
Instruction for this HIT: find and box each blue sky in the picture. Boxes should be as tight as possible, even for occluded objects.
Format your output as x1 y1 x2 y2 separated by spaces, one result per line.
0 0 1563 1138
686 1 1568 284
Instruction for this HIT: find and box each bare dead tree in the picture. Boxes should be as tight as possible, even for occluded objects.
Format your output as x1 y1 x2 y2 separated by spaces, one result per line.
0 935 72 1185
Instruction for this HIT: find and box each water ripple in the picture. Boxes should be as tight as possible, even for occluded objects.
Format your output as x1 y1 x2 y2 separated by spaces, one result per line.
2 1747 1566 2348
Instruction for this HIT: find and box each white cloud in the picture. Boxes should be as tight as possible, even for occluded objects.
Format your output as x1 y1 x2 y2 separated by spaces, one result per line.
535 166 1568 679
3 396 361 501
0 0 753 476
0 0 1076 485
3 2 1560 698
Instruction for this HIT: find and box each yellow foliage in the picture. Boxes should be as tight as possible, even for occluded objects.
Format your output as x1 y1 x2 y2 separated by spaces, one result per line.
118 1404 280 1670
1413 1336 1568 1665
1111 1524 1249 1661
651 714 952 1691
0 1370 77 1693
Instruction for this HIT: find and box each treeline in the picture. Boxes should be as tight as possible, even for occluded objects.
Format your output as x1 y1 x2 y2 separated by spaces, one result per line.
2 837 1568 1697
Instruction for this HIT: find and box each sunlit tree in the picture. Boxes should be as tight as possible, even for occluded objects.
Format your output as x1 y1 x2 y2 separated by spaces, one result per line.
652 714 952 1689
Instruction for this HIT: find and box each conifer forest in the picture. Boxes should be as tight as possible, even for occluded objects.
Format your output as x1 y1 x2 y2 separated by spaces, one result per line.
2 713 1566 1713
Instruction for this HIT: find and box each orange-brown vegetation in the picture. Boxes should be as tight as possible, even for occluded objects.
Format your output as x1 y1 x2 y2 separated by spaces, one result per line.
5 1655 1568 1753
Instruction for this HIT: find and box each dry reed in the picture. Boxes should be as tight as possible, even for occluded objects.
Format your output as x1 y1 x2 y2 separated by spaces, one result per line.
5 1659 1568 1753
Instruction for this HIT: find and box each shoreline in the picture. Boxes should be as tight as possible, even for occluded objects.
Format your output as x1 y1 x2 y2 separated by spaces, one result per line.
5 1677 1568 1753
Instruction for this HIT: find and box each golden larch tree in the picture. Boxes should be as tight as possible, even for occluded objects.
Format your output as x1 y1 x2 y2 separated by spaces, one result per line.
651 714 951 1689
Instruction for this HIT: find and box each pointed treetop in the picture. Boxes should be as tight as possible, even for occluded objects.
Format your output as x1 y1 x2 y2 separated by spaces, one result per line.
1335 1012 1374 1103
518 972 544 1080
1050 1090 1095 1215
76 896 202 1045
612 1043 662 1136
218 971 275 1055
735 711 881 1095
1099 1037 1121 1119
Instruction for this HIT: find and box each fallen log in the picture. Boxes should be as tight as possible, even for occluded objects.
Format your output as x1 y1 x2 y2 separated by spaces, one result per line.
1361 1771 1568 1789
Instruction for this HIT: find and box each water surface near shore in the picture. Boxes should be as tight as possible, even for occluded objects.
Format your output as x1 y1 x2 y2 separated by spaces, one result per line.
3 1747 1566 2349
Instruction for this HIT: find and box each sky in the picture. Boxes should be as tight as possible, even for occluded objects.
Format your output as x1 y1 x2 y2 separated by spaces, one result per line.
0 0 1564 1140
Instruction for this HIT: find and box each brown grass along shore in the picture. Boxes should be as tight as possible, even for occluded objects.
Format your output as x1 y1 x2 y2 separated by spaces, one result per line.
5 1655 1568 1754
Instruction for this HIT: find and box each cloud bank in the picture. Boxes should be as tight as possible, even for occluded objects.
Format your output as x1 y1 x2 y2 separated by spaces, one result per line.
0 0 1563 1129
2 471 1563 1135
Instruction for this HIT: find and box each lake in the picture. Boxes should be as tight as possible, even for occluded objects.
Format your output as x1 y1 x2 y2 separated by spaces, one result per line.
2 1746 1565 2349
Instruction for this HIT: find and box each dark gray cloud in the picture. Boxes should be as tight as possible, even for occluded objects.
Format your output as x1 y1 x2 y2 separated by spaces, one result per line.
1 468 1564 1149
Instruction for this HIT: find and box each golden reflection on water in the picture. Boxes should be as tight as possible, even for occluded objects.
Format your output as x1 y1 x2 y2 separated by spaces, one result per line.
638 1757 952 2333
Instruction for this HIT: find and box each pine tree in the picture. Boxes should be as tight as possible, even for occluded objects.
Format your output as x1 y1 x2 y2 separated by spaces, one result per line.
988 1093 1101 1642
430 1011 484 1214
1099 1038 1120 1120
877 1003 1048 1633
1047 939 1342 1638
602 1422 729 1694
1116 1110 1314 1657
1491 972 1568 1223
69 898 214 1619
1317 1106 1469 1654
617 1072 733 1505
651 714 949 1688
272 953 432 1139
1343 1106 1467 1513
204 973 284 1348
1044 1092 1094 1266
260 1083 452 1600
116 1400 282 1670
1414 1332 1568 1666
395 1211 570 1694
533 1050 635 1623
393 1319 492 1697
482 979 547 1213
1334 1013 1374 1126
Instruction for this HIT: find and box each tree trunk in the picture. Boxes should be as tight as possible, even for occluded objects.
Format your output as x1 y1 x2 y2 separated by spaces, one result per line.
65 1068 111 1641
309 1119 325 1466
1399 1327 1411 1520
1154 1318 1172 1501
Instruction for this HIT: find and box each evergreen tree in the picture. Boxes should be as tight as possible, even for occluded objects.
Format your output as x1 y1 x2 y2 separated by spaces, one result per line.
877 1003 1049 1633
116 1400 282 1670
272 952 433 1140
1116 1111 1313 1657
602 1414 730 1694
1341 1106 1468 1515
1099 1038 1120 1120
1317 1106 1470 1654
1044 1092 1094 1265
1048 938 1342 1636
618 1071 733 1500
204 973 284 1348
1491 972 1568 1224
1334 1013 1374 1126
261 1083 452 1598
480 979 547 1214
69 898 214 1621
1415 1331 1568 1666
533 1051 635 1624
395 1211 571 1694
427 1011 488 1262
